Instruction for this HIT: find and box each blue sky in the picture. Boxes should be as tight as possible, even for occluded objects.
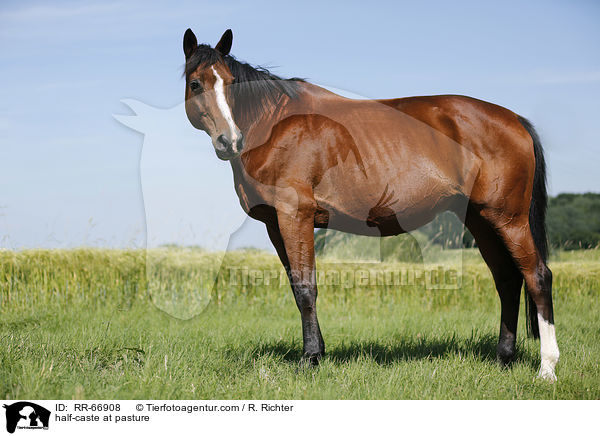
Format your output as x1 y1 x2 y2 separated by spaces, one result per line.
0 0 599 249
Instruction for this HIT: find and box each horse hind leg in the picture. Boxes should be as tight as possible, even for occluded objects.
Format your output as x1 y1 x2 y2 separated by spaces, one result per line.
465 209 523 365
529 264 558 380
487 214 559 380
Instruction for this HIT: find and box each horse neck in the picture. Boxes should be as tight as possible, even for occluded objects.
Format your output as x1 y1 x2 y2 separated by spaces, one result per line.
235 94 289 135
229 156 245 184
229 155 260 214
236 82 341 141
228 81 340 186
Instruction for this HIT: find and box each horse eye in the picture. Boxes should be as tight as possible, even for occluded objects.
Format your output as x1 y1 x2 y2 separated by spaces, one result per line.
190 81 201 91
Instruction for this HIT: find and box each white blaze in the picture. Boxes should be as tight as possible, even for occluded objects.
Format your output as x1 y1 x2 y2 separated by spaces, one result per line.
211 66 239 146
537 313 560 381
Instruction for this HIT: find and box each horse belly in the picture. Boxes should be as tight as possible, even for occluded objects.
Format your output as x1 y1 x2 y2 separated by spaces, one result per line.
313 166 459 236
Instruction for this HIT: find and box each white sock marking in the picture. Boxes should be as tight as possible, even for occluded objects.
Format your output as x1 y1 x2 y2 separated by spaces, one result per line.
538 313 560 381
211 66 239 145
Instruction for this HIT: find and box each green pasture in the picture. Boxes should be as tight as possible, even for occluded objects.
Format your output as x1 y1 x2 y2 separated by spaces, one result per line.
0 247 598 399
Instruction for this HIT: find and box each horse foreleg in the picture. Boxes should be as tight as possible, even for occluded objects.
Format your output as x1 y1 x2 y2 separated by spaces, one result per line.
269 207 324 366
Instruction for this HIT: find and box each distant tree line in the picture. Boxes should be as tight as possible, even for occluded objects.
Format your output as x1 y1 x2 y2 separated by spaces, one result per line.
547 193 600 249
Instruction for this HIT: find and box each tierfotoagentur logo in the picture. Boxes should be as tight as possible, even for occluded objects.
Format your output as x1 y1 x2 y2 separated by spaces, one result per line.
3 402 50 434
115 89 472 321
115 84 476 318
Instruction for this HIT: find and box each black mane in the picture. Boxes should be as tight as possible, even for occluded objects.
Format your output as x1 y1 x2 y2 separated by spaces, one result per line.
185 44 304 126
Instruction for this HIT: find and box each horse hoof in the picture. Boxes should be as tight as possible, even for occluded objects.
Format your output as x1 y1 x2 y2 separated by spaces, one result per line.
537 366 557 382
299 353 322 369
496 342 515 367
496 352 515 367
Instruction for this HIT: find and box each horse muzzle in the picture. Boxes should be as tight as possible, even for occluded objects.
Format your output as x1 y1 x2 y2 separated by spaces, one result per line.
213 133 244 160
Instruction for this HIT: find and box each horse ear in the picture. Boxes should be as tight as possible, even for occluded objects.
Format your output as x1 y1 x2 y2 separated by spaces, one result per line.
183 28 197 59
215 29 233 56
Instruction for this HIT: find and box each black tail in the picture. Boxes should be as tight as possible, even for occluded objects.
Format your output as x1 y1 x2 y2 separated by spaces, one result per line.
518 116 548 339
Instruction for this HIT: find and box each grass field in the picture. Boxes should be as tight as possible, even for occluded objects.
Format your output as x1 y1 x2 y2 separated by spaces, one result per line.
0 247 599 399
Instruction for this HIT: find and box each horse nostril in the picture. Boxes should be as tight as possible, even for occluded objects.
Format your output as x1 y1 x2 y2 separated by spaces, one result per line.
217 134 231 149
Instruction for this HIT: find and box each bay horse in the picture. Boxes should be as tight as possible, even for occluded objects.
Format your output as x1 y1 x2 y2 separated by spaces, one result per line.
182 29 559 380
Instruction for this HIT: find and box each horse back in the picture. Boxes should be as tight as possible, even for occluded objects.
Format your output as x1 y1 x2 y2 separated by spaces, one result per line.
377 95 536 206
